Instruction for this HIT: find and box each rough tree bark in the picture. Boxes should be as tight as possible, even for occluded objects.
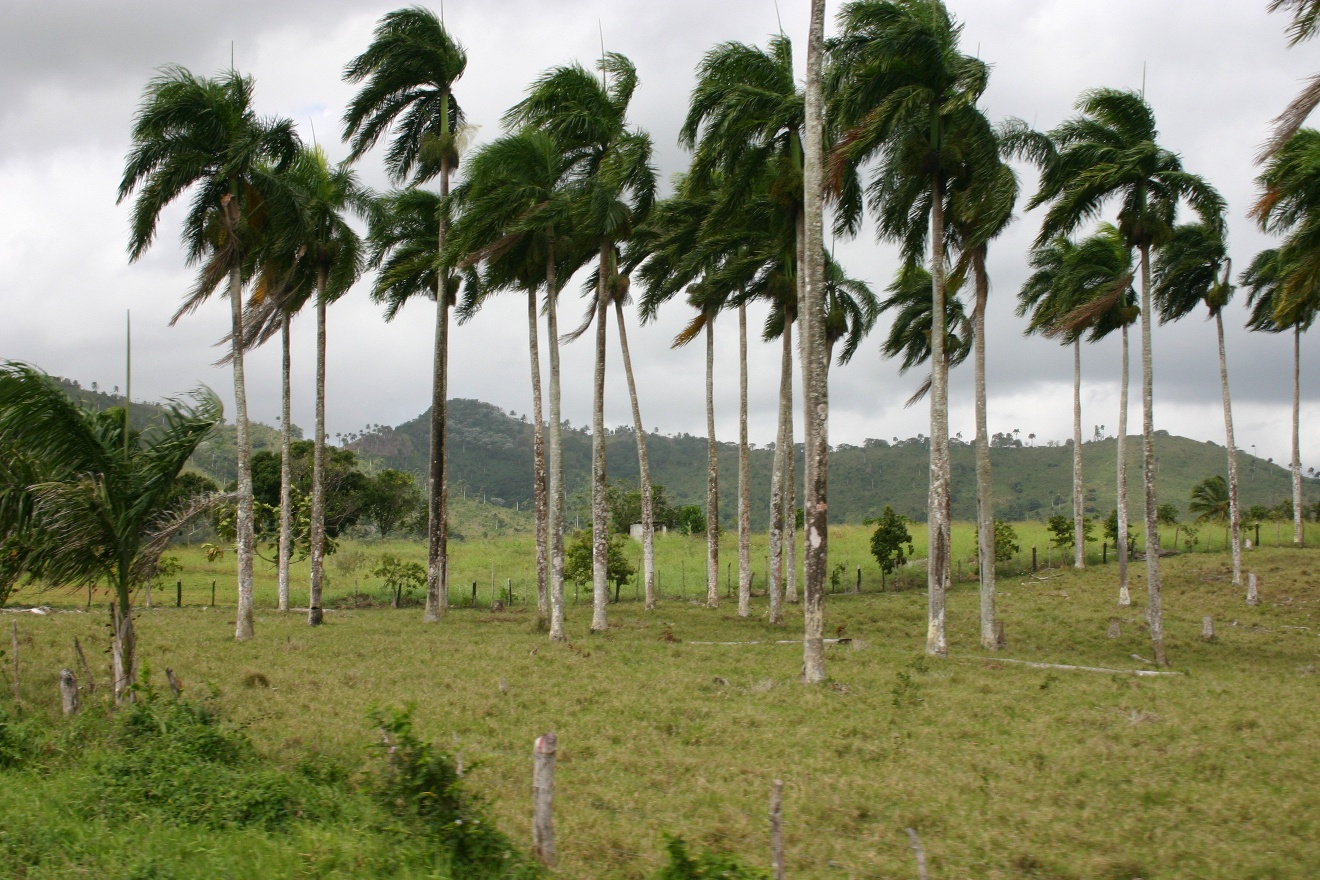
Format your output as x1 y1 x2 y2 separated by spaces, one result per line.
1138 243 1167 666
767 317 791 626
1292 325 1304 546
1072 339 1085 569
229 251 256 641
737 303 752 618
546 241 567 642
590 245 610 633
926 174 950 658
529 289 549 623
309 271 328 626
972 252 998 648
424 151 454 622
1117 321 1131 606
1216 307 1242 587
615 300 656 610
705 317 720 608
278 313 292 613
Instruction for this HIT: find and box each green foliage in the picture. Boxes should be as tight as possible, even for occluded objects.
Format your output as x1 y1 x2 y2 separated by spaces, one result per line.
1190 475 1231 525
655 836 769 880
371 554 426 607
564 530 636 592
868 506 914 575
367 705 538 878
993 520 1020 562
1046 514 1094 549
362 469 423 538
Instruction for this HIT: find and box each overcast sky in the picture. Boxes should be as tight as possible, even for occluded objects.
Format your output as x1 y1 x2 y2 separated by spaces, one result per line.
2 0 1316 473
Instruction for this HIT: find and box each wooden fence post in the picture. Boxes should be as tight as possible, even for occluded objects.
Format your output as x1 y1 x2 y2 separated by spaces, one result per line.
1246 572 1260 606
59 669 79 715
176 580 182 608
1031 546 1037 571
533 731 557 868
73 637 95 697
1107 617 1121 639
1202 616 1216 642
10 622 18 701
770 779 784 880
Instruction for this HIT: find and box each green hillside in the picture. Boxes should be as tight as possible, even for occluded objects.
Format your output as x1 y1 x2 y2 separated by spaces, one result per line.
349 400 1317 527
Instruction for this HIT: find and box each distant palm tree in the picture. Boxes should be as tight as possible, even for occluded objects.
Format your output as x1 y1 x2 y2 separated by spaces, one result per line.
118 66 299 641
1189 474 1232 547
1153 221 1243 585
1025 88 1223 666
0 363 220 702
342 7 467 622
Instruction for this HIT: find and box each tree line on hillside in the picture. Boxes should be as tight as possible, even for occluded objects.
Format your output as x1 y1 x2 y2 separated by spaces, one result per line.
7 1 1320 692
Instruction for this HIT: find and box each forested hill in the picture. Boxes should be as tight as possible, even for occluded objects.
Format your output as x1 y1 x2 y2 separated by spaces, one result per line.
347 399 1316 527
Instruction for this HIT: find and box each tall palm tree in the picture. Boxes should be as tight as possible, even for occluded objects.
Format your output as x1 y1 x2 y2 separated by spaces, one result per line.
1027 88 1223 667
342 7 467 622
446 129 580 631
507 52 656 633
1262 0 1320 161
118 66 299 641
829 0 994 657
1153 221 1243 585
0 363 220 702
878 262 971 407
1241 247 1318 547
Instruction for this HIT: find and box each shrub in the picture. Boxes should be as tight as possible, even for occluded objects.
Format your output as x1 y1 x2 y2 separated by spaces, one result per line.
655 836 770 880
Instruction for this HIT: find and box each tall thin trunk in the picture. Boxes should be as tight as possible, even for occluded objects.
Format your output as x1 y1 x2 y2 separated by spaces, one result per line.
277 313 292 613
529 290 549 623
1293 325 1303 546
614 300 656 609
767 316 791 626
309 271 328 626
111 591 137 706
737 303 752 618
1073 339 1085 569
972 252 997 648
1117 321 1131 606
424 154 453 622
926 174 949 658
786 406 798 605
590 246 610 633
230 257 256 641
801 0 828 684
546 239 567 642
1138 243 1166 666
705 317 720 608
1216 308 1242 586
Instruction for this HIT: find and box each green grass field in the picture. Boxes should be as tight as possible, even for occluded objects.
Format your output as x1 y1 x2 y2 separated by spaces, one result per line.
4 526 1319 878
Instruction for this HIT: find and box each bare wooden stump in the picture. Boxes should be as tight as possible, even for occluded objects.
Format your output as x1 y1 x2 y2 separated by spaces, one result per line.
166 668 182 699
1202 616 1216 642
532 731 557 868
1107 617 1122 639
1247 572 1260 607
906 827 929 880
770 779 784 880
59 669 79 715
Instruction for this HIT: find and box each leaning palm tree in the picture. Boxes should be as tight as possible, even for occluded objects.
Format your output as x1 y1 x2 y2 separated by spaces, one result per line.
0 363 221 703
829 0 994 657
1026 88 1223 667
1153 221 1243 586
342 7 467 622
506 52 656 633
118 66 300 641
1189 475 1232 547
1241 247 1318 548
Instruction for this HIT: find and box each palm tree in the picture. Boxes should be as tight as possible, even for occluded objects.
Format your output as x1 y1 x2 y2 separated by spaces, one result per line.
1026 88 1223 667
342 7 467 622
507 53 656 633
829 0 994 657
1262 0 1320 160
878 262 971 406
1189 475 1232 547
445 129 580 632
0 363 220 702
1153 221 1243 585
118 66 299 641
1241 247 1318 547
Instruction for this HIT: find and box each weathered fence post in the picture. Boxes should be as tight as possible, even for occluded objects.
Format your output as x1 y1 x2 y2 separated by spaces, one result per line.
1031 546 1037 572
10 622 18 701
1247 572 1260 607
59 668 79 715
532 731 557 868
73 637 95 697
211 579 216 606
770 779 784 880
1202 616 1216 642
1107 617 1121 639
166 667 182 698
176 580 182 608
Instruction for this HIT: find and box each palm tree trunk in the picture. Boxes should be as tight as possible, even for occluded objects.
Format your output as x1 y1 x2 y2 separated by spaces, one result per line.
424 157 453 622
590 247 610 633
1138 242 1166 666
802 0 829 684
737 303 752 618
705 317 720 608
1117 321 1131 606
926 174 950 658
786 403 798 605
1073 339 1085 569
614 300 656 610
309 272 328 626
529 290 549 623
278 312 292 613
767 316 791 626
111 587 137 706
1216 309 1242 586
230 259 256 641
972 252 997 648
546 240 567 642
1293 325 1303 546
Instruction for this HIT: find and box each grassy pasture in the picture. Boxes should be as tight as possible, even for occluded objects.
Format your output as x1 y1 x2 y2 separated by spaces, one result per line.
4 531 1320 878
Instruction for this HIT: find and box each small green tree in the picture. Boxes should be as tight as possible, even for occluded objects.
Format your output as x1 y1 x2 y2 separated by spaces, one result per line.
869 506 914 576
1047 514 1093 550
564 530 636 602
993 520 1020 562
372 554 427 608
